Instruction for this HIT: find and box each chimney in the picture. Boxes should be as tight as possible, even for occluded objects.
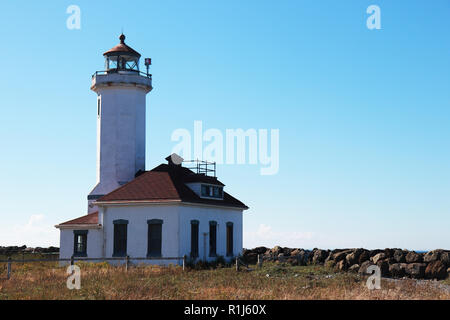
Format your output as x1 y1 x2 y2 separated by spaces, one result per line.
165 153 184 167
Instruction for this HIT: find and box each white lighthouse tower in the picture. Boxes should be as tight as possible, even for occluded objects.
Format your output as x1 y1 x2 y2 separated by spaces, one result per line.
88 34 153 213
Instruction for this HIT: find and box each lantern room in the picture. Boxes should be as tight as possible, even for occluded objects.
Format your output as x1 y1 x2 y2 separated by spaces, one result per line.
103 34 141 73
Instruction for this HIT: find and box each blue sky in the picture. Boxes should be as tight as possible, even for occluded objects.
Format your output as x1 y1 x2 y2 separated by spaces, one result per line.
0 1 449 250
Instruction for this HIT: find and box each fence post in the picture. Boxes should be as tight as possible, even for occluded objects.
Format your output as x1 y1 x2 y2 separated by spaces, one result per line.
126 255 130 271
182 255 186 271
70 255 74 266
257 254 263 269
7 257 12 280
235 257 239 272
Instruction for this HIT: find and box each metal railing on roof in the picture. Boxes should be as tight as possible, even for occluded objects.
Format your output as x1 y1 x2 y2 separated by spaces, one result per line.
183 159 216 177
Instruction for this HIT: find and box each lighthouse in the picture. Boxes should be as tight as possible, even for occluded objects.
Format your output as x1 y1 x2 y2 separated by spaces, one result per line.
56 34 247 264
87 34 153 213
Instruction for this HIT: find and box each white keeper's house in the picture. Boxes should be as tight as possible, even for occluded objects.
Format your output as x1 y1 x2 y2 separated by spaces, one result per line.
55 35 248 264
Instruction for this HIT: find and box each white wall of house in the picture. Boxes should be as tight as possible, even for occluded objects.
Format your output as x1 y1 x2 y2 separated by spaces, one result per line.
101 203 243 264
59 228 103 264
102 204 180 265
59 203 243 266
178 204 243 262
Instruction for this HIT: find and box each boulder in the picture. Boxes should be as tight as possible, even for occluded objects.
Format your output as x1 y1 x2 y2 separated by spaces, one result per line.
312 249 328 265
348 264 360 273
290 248 301 256
332 250 351 262
386 257 396 265
346 252 358 266
440 251 450 267
271 246 282 256
405 263 427 279
336 259 348 271
384 248 395 258
253 246 268 255
369 249 384 258
346 249 364 266
282 247 293 256
358 251 370 264
243 252 258 264
393 250 405 263
389 263 407 278
405 251 423 263
297 250 308 266
425 260 447 280
376 259 390 277
423 250 442 263
358 261 373 275
372 253 386 264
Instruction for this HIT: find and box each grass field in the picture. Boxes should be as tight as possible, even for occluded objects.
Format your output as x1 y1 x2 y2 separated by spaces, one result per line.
0 257 449 300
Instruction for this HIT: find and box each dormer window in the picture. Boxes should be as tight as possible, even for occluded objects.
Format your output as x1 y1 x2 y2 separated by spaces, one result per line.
201 184 223 199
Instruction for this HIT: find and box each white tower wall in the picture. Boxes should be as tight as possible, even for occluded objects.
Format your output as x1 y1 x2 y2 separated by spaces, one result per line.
88 72 152 212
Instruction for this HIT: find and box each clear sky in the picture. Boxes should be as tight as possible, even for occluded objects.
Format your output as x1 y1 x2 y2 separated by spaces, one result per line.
0 1 449 250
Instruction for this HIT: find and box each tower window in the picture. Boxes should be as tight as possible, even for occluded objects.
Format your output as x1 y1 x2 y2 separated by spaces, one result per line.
97 98 101 117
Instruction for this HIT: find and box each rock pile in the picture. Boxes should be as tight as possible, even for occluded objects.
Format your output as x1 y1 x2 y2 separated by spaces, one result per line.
242 247 450 280
0 246 59 255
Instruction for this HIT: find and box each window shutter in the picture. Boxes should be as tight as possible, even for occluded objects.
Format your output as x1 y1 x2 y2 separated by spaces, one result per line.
191 220 199 258
226 222 233 256
209 221 217 257
113 222 128 256
147 221 162 257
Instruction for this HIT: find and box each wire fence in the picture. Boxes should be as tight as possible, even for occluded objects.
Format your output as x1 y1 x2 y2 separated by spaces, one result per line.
0 255 187 280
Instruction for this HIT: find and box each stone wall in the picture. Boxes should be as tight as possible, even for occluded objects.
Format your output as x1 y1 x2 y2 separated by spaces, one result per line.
242 247 450 280
0 246 59 255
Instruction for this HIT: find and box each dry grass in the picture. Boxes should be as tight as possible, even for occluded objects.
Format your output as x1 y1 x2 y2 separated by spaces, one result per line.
0 260 449 300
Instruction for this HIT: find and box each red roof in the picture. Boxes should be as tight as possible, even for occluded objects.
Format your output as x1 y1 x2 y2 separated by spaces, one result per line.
59 211 99 226
98 171 180 202
103 34 141 57
97 163 248 209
